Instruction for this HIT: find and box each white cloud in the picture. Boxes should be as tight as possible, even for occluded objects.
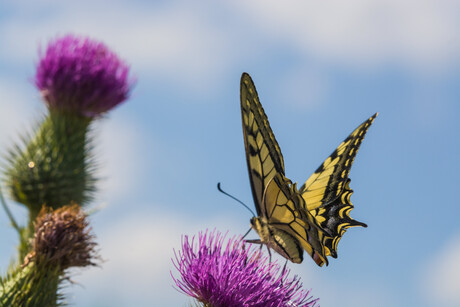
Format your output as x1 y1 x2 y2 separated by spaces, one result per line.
293 262 395 307
275 66 329 110
69 210 248 306
0 1 234 93
229 0 460 72
419 234 460 306
313 282 393 307
93 115 147 204
0 78 43 145
71 212 185 305
2 0 458 98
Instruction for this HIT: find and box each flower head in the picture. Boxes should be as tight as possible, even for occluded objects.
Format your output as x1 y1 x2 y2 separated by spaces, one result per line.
24 204 98 270
172 230 318 307
35 34 133 117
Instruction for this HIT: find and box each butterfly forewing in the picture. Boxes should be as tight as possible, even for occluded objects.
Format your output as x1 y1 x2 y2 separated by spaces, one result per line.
241 73 285 216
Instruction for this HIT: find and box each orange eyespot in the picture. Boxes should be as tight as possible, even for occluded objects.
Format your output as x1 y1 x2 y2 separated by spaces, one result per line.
313 253 325 267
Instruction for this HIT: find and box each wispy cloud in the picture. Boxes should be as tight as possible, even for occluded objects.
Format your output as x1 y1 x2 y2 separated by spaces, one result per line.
71 212 186 306
229 0 460 72
275 65 330 110
94 115 148 205
2 0 458 96
0 77 45 147
70 210 248 306
293 261 394 307
419 234 460 306
0 1 235 93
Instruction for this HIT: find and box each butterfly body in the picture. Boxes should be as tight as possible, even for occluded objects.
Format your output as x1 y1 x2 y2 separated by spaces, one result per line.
250 216 304 264
240 72 377 266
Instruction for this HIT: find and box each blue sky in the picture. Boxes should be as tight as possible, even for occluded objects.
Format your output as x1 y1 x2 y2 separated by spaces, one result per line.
0 0 459 306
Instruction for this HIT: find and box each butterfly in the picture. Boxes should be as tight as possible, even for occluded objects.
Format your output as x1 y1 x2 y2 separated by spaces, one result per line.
240 73 377 266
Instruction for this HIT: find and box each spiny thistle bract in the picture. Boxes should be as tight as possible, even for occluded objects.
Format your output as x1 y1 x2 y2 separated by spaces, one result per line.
172 230 319 307
4 113 94 214
0 205 98 306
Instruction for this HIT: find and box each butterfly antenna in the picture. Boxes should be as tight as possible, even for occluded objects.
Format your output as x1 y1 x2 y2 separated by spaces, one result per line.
217 183 256 217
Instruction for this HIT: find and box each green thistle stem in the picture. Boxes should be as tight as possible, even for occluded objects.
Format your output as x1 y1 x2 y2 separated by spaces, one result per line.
4 110 97 262
0 262 61 307
5 111 94 212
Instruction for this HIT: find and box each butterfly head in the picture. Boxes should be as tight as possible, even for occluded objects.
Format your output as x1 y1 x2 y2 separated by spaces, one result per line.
250 216 265 238
249 216 274 249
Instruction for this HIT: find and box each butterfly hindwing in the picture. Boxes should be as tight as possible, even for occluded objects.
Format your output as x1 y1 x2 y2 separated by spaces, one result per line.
241 73 285 216
299 114 377 257
300 113 377 210
263 173 329 265
309 179 363 258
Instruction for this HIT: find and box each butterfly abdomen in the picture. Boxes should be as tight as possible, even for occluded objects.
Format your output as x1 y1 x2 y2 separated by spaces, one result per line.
250 216 304 263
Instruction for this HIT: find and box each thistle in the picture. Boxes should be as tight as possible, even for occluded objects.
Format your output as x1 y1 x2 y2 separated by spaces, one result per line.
0 205 98 306
3 33 133 260
172 230 319 307
0 33 134 305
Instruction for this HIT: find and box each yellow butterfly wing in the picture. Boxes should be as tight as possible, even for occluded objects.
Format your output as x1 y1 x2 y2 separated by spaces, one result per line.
299 113 377 258
240 72 376 266
240 73 285 216
262 173 329 265
241 73 328 265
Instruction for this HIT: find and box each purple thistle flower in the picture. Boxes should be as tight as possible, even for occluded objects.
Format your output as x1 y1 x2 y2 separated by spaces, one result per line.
35 34 133 117
172 230 319 307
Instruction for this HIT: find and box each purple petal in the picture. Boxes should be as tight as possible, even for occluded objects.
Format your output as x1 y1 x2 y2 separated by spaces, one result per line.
171 230 319 307
35 34 134 117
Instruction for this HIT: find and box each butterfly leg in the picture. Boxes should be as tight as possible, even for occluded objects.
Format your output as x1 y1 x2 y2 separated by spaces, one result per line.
266 245 272 263
281 259 288 275
241 227 252 240
245 239 264 261
245 239 262 245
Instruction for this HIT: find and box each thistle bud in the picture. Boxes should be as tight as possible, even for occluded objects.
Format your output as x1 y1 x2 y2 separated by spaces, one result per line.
25 204 98 270
1 205 98 306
